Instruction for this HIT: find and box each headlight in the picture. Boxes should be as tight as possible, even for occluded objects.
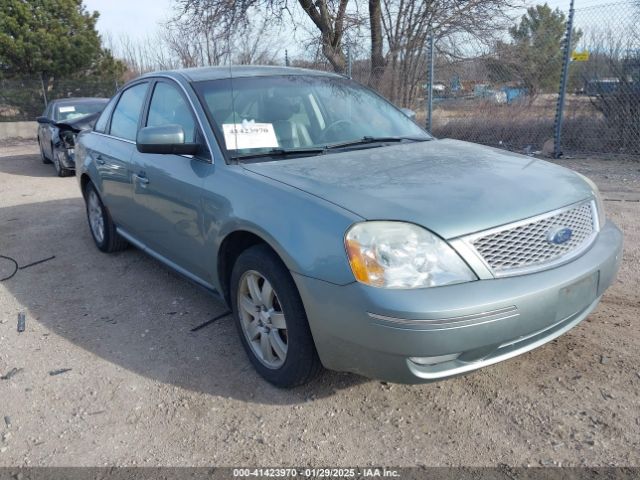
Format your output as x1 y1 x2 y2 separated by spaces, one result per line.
576 172 605 229
344 221 476 288
59 130 76 149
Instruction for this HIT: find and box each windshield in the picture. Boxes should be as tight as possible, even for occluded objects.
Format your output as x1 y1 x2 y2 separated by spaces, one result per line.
193 75 430 159
54 101 107 122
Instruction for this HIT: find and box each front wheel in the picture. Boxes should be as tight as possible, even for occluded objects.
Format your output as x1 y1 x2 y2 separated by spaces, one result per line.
53 149 72 177
84 183 128 253
230 244 322 388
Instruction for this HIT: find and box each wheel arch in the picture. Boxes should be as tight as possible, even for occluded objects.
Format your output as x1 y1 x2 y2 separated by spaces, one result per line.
80 173 92 196
217 229 291 306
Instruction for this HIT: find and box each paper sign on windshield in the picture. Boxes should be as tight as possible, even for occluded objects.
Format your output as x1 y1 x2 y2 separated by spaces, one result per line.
59 106 76 113
223 121 278 150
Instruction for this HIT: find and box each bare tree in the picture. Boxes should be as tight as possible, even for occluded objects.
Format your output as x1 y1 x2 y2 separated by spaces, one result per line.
369 0 385 87
113 0 519 111
110 11 282 76
235 20 282 64
298 0 350 71
380 0 518 107
114 34 179 77
171 0 356 73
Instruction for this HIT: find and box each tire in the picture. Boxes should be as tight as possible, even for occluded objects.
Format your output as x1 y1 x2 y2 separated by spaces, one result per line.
39 138 52 164
230 244 322 388
52 148 73 177
83 182 128 253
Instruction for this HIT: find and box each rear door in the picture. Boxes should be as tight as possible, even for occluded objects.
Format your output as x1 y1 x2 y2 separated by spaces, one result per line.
94 82 150 232
128 79 213 281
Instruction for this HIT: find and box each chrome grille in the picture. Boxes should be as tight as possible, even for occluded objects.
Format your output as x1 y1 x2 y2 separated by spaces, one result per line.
470 201 597 276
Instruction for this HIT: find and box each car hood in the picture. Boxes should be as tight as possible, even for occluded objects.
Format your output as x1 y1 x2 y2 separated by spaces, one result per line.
54 112 100 133
242 139 593 239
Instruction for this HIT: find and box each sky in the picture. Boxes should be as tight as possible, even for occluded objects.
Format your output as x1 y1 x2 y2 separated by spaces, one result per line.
547 0 632 9
83 0 615 42
82 0 628 55
83 0 173 43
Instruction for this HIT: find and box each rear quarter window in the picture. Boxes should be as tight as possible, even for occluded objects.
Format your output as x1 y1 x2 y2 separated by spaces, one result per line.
94 97 118 133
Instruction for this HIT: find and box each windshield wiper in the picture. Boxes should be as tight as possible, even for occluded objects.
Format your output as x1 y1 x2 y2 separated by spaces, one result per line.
325 136 430 150
231 147 327 161
231 136 431 160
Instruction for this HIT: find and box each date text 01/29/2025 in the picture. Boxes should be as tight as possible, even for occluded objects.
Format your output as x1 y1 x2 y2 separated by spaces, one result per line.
232 468 401 478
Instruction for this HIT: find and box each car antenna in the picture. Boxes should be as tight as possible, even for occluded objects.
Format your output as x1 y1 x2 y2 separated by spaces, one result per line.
227 27 239 164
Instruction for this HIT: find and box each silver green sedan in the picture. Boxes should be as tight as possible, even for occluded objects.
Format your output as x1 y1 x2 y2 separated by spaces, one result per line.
75 66 623 388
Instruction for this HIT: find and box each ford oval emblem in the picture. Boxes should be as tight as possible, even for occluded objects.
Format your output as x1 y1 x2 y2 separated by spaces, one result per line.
547 226 573 245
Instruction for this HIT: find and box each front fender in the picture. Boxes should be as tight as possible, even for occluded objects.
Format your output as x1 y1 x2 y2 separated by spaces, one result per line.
204 166 362 290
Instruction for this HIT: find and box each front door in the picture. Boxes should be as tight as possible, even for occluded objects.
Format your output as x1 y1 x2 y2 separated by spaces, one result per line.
128 80 213 282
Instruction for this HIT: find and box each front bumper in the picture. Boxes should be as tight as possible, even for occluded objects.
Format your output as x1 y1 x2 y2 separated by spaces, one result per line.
55 148 75 169
293 220 623 383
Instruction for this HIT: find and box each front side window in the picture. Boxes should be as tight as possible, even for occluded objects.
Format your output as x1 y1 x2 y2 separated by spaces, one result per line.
193 75 430 160
109 83 148 141
146 82 196 142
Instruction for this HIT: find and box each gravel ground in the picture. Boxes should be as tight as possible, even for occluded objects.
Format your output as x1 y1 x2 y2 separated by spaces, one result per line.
0 142 638 467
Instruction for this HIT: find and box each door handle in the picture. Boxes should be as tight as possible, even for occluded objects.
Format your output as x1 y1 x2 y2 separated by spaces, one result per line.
95 154 105 165
133 173 149 185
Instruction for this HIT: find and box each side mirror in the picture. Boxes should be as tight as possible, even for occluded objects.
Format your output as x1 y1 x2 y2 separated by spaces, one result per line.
400 108 417 121
136 124 199 155
36 116 51 124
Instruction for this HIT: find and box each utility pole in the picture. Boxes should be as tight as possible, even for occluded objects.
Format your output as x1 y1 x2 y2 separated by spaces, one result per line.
426 35 434 132
40 74 48 107
554 0 575 158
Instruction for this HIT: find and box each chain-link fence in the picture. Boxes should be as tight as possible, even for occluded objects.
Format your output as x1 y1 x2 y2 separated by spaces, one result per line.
0 77 119 122
428 0 640 156
429 56 559 154
562 2 640 154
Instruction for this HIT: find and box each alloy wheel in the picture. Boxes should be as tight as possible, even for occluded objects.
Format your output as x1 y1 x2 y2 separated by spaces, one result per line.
237 270 288 369
87 190 105 244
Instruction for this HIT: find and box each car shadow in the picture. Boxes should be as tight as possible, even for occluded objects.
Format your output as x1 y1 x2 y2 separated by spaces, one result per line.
0 152 59 178
0 197 366 405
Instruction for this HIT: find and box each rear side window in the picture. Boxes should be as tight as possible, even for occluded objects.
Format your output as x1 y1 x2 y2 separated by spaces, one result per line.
109 83 148 141
147 82 196 142
94 96 118 133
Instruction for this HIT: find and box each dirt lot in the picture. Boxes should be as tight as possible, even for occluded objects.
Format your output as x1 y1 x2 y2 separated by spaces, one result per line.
0 142 639 467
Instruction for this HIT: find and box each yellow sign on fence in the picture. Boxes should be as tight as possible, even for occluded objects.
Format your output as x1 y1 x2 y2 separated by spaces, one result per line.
571 51 590 62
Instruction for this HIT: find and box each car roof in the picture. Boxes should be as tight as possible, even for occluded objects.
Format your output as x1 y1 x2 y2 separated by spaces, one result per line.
51 97 110 106
141 65 343 83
